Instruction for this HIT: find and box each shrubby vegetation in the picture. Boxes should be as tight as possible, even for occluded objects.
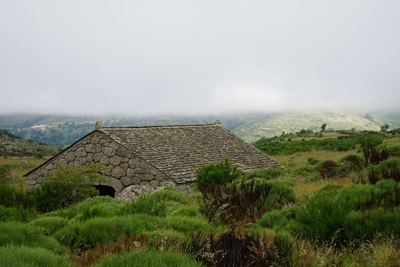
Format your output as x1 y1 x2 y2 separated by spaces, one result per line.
2 128 400 266
254 131 360 155
32 163 104 212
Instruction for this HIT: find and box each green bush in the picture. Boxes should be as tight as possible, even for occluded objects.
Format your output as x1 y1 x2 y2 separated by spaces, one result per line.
96 249 202 267
145 229 188 250
166 216 211 235
78 201 123 221
0 185 32 209
0 222 68 254
359 133 389 166
32 164 104 212
387 144 400 157
55 196 120 220
293 182 400 245
29 216 69 235
254 135 359 155
0 205 37 222
54 214 159 252
264 180 296 210
307 157 320 166
343 207 400 241
199 179 272 224
368 158 400 184
169 206 203 218
0 246 72 267
0 166 33 208
339 154 365 174
293 184 348 243
123 188 189 217
243 167 284 180
256 207 297 232
318 160 339 179
196 158 240 190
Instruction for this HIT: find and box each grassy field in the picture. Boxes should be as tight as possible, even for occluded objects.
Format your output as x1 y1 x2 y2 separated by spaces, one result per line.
0 157 47 182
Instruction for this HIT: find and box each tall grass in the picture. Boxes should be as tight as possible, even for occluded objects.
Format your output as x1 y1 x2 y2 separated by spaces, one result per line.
51 196 122 220
0 221 68 254
123 187 189 217
29 216 69 235
0 245 72 267
54 214 159 252
95 249 203 267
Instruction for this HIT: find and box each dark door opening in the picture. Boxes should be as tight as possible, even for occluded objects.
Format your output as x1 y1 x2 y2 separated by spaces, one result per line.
95 185 116 198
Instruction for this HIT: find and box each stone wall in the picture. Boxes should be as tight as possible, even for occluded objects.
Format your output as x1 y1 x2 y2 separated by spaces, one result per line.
26 131 178 201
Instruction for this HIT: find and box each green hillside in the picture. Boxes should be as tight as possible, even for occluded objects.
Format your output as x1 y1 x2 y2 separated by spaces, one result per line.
1 111 400 146
0 129 61 158
233 111 384 142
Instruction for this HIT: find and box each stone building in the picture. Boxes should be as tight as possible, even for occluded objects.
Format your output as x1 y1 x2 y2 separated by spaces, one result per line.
25 122 278 201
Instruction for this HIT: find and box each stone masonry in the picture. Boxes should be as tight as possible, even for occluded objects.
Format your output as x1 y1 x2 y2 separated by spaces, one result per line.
26 131 176 201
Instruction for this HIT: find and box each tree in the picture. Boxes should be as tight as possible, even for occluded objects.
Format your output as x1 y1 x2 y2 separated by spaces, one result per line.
381 124 389 131
321 123 327 132
32 163 105 212
359 134 388 166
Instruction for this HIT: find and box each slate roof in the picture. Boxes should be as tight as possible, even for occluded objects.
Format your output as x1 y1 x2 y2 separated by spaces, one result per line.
101 123 278 184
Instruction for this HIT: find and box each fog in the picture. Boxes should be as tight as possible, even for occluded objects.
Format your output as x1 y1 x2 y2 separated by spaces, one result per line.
1 1 399 115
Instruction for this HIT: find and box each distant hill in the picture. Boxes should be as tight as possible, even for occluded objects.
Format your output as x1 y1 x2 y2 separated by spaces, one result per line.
0 111 399 146
232 111 386 142
0 128 61 157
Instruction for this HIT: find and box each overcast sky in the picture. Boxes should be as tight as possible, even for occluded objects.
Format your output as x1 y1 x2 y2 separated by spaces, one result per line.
1 1 399 116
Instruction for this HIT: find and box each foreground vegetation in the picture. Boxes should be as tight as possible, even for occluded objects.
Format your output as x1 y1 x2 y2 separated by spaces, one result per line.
2 128 400 266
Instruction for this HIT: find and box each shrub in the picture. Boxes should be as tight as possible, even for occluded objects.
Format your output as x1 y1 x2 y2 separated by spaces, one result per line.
264 180 296 210
199 179 272 224
0 205 37 222
183 228 292 267
69 234 150 267
196 158 240 191
256 207 297 232
0 246 72 267
307 157 320 166
387 144 400 158
56 196 120 220
169 206 203 218
293 184 348 244
0 166 33 208
368 158 400 184
32 163 104 212
339 154 365 174
166 216 211 235
0 185 33 209
96 249 202 267
123 188 188 217
29 216 69 235
54 214 159 252
0 222 68 254
359 133 389 166
243 167 284 180
318 160 339 179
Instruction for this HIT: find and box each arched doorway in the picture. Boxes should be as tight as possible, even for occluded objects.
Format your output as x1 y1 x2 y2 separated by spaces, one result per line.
95 185 116 198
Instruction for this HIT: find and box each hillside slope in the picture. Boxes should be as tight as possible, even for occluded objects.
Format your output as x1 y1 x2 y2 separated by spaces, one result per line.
233 111 383 142
1 111 399 145
0 129 61 157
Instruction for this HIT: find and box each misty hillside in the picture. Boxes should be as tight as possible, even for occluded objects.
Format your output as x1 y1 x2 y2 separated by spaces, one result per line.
233 111 388 142
1 111 399 146
0 129 61 157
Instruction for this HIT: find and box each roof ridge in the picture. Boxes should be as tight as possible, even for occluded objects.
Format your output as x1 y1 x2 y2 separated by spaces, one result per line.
101 123 220 130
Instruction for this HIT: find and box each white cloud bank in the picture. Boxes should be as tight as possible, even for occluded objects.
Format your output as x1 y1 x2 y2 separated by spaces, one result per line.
0 0 399 115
